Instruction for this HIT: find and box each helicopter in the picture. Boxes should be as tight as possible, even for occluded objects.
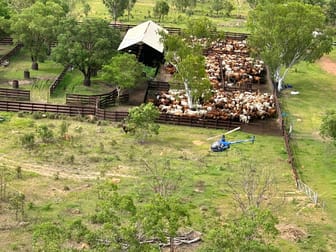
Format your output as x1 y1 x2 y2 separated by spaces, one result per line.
207 127 255 152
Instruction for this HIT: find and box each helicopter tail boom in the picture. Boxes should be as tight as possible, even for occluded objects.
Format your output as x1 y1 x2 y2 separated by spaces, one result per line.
229 136 255 145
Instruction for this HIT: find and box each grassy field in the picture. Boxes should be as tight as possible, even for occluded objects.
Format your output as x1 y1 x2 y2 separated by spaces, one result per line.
280 51 336 250
0 110 326 251
83 0 250 32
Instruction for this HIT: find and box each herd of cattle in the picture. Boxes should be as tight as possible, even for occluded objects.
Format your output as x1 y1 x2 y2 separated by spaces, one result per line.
156 38 276 123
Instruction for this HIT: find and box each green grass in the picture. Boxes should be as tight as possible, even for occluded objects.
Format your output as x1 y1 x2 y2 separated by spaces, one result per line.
279 53 336 250
0 111 312 251
83 0 250 33
0 49 63 83
327 47 336 61
1 106 334 251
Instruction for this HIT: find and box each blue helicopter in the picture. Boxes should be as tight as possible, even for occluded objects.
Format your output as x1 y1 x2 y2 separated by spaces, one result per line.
208 127 255 152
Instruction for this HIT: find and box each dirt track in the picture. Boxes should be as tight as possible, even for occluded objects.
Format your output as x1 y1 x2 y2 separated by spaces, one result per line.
317 56 336 76
0 155 136 181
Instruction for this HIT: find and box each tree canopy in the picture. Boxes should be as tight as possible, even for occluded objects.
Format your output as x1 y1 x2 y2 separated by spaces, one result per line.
163 34 212 109
320 110 336 144
125 103 160 143
103 0 128 24
101 53 145 99
200 208 279 251
0 0 10 39
52 18 121 86
184 17 217 39
248 1 333 91
10 0 67 69
153 0 170 22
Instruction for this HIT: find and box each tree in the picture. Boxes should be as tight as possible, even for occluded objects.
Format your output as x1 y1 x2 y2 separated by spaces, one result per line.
164 34 212 109
171 0 196 12
126 0 137 21
248 1 333 91
90 182 146 250
10 1 67 70
184 17 217 39
225 161 278 214
124 103 160 143
101 53 145 101
320 110 336 144
326 0 336 26
211 0 224 16
103 0 128 24
5 0 35 13
153 0 170 22
52 18 121 86
140 195 190 252
199 208 279 251
140 158 183 197
0 0 10 39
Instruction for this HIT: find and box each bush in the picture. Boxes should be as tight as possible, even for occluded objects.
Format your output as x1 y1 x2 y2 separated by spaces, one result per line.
37 125 54 143
20 133 35 149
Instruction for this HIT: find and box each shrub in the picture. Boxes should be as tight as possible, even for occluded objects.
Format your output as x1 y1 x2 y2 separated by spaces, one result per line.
20 133 35 149
37 125 54 143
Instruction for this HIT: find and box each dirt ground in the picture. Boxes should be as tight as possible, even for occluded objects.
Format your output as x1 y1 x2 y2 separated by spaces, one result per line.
317 56 336 76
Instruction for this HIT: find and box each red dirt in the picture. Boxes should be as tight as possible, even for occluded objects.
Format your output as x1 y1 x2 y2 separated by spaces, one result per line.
317 56 336 76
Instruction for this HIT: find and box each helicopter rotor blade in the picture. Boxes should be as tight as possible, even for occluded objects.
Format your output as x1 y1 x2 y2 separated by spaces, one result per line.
206 127 241 141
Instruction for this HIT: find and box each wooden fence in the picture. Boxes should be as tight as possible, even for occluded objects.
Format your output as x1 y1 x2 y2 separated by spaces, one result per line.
49 65 69 95
275 86 325 207
109 23 181 35
0 44 23 64
0 37 13 45
0 100 95 115
66 89 129 108
0 88 30 101
66 93 100 107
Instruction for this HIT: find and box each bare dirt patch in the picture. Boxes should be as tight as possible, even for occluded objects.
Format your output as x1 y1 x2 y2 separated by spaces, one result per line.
276 223 307 242
317 56 336 76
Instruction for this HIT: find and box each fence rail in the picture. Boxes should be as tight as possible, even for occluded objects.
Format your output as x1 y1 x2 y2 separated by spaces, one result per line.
0 44 23 65
66 89 129 108
0 37 13 45
109 23 181 35
0 100 95 115
0 88 30 101
49 65 69 95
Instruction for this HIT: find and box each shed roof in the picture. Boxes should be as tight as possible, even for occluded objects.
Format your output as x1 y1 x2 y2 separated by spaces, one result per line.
117 20 167 53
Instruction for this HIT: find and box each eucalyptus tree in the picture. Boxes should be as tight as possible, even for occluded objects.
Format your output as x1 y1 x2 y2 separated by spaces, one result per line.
52 18 121 86
248 1 333 91
103 0 128 23
184 17 217 39
10 1 67 70
126 0 136 21
153 0 170 22
171 0 196 12
163 34 212 109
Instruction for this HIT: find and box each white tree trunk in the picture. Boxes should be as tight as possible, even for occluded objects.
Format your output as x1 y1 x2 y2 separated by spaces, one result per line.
183 80 193 109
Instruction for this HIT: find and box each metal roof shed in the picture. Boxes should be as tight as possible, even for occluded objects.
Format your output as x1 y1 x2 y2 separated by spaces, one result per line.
118 20 168 67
